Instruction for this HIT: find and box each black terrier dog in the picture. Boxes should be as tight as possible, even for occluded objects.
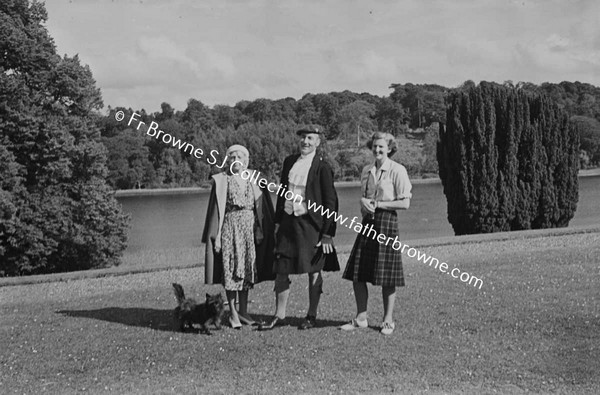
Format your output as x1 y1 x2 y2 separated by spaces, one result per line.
172 283 225 335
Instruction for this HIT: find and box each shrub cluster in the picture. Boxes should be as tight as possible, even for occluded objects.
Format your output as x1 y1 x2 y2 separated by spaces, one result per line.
437 82 579 235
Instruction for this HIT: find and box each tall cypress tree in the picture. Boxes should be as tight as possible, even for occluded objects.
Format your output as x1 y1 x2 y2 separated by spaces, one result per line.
437 82 579 235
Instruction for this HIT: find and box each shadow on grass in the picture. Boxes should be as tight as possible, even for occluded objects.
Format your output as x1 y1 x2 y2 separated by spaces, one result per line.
56 309 348 332
249 314 348 330
57 307 182 333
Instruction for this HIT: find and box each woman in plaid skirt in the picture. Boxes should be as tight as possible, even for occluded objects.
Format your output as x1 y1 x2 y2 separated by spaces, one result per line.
341 132 412 335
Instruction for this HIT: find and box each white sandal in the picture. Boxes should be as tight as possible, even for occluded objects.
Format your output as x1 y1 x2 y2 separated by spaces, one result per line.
380 321 395 335
339 318 368 331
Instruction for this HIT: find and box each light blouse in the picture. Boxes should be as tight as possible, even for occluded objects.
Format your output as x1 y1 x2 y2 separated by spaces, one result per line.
361 158 412 202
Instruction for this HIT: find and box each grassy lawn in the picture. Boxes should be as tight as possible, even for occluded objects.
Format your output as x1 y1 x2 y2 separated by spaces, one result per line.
1 232 599 394
121 247 203 269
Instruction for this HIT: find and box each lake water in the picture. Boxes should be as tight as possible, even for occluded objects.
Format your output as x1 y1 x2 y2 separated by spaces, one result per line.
117 176 599 253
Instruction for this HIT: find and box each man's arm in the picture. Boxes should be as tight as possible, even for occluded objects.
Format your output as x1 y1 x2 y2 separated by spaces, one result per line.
274 157 290 224
319 161 337 238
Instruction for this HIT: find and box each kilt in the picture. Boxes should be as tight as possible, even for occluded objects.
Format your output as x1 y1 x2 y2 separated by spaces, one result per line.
342 210 405 287
274 213 324 275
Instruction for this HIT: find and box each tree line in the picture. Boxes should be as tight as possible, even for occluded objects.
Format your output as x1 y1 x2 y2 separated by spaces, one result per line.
100 80 600 190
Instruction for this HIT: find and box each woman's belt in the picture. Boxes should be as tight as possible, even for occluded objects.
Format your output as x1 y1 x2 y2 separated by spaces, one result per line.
225 205 252 213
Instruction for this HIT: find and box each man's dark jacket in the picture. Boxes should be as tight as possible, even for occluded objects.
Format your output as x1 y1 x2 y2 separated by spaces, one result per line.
275 153 338 239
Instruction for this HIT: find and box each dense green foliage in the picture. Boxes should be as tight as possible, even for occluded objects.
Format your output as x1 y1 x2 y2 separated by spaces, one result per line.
571 115 600 167
524 81 600 168
437 82 580 236
0 0 129 276
97 84 449 188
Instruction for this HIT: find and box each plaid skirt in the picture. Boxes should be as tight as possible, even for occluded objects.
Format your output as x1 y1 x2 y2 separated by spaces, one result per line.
342 210 405 287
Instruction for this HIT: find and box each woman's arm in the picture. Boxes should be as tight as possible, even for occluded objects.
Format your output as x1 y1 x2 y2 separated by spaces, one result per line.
376 198 410 211
360 197 375 215
201 180 218 243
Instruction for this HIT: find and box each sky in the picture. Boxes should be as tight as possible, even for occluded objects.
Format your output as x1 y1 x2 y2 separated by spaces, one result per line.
43 0 600 113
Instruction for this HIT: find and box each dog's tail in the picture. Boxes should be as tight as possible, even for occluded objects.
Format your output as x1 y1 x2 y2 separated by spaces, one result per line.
172 283 186 305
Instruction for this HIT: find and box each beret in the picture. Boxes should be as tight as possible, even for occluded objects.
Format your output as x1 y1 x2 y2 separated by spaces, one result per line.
296 125 323 135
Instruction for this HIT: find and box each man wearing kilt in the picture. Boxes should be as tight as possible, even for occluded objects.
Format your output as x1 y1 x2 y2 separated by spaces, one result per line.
340 132 412 335
259 125 338 330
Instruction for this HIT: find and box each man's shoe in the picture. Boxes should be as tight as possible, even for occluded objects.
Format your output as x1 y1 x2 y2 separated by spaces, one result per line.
298 315 317 330
258 316 283 331
339 318 368 331
380 321 395 335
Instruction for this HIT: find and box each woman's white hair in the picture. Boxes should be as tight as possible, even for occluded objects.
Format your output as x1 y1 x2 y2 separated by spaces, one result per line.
226 144 250 166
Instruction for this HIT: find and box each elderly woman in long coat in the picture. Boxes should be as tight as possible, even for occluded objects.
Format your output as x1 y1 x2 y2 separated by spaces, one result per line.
201 145 275 328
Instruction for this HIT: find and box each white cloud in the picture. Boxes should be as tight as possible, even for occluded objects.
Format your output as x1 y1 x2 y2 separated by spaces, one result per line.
138 36 202 77
196 43 236 79
516 33 600 76
135 36 236 83
546 34 570 52
43 0 600 112
334 50 399 86
363 51 398 79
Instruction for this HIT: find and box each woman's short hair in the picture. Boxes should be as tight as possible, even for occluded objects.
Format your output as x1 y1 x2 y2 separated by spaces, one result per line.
226 144 250 167
366 132 398 157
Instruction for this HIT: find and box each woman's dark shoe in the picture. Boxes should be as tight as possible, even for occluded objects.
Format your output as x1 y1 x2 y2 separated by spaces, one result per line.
258 316 283 331
298 315 317 330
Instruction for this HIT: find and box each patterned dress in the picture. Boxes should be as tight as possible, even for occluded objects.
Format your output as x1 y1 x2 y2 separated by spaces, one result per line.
221 175 256 291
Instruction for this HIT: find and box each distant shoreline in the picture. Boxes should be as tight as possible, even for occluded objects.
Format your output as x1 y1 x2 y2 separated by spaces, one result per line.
114 168 600 197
